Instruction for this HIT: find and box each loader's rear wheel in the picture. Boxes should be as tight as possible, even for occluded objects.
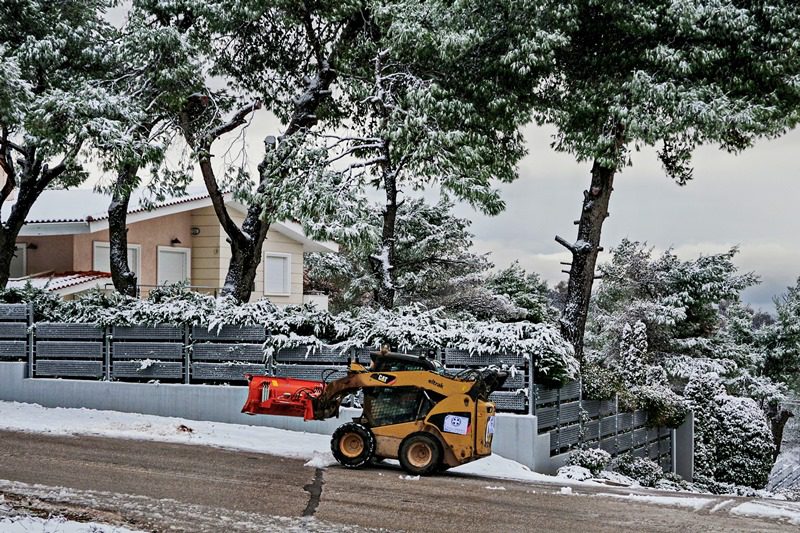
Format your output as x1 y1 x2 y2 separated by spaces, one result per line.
331 422 375 468
399 433 441 476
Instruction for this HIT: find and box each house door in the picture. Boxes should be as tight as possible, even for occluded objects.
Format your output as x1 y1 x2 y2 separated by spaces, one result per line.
157 246 191 285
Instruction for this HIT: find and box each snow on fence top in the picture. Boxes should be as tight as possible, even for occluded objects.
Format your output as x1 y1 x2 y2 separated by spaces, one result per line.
1 292 580 386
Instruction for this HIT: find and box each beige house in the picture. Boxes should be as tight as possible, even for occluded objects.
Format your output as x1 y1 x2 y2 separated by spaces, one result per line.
5 188 337 306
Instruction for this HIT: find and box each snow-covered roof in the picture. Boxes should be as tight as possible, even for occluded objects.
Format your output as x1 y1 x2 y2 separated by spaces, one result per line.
3 187 210 224
7 271 111 296
8 187 338 253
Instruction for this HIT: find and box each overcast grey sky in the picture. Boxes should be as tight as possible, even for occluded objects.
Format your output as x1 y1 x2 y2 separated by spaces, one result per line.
456 125 800 311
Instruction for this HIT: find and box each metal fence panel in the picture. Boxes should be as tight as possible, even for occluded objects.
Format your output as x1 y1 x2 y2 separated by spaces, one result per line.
112 361 183 379
443 348 525 367
112 342 184 360
112 325 183 340
274 364 347 381
275 345 350 363
191 362 268 381
192 343 264 362
534 386 559 406
36 341 103 359
35 360 103 378
488 391 526 412
192 325 266 342
0 340 26 360
0 304 29 321
0 322 27 338
36 323 103 339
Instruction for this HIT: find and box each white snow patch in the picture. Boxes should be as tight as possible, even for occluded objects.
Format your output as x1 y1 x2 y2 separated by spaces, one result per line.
556 465 593 481
484 486 506 491
595 493 715 511
0 401 332 461
559 487 573 495
0 514 144 533
729 501 800 525
709 499 734 513
304 452 337 468
399 475 420 481
135 359 157 371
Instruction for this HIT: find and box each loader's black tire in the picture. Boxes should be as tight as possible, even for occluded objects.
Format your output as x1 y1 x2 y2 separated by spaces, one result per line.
331 422 375 468
399 433 441 476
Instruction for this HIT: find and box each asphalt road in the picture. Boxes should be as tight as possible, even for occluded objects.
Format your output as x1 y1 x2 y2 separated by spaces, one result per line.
0 430 794 532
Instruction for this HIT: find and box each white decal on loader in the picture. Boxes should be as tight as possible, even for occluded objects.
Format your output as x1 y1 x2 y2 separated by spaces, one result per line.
443 414 469 435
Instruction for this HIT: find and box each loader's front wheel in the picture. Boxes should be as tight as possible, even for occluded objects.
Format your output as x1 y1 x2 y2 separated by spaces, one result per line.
399 433 441 476
331 422 375 468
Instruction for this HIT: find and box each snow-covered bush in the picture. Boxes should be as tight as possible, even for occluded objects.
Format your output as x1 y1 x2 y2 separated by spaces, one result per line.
581 361 620 400
712 394 775 488
0 283 65 322
622 385 689 428
566 448 611 475
611 455 664 488
685 373 775 488
556 465 592 481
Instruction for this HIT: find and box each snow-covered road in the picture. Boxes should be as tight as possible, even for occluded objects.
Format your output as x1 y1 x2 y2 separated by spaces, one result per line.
1 401 800 532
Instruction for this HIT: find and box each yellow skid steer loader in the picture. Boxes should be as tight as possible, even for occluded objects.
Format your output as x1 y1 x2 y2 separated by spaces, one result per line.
242 351 507 475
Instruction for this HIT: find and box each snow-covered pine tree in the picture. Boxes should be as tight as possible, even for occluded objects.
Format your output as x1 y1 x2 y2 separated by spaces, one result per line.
485 262 559 324
0 0 120 286
529 1 800 361
95 1 206 295
616 321 649 387
172 1 366 303
292 0 570 309
589 240 786 486
764 277 800 394
306 198 526 320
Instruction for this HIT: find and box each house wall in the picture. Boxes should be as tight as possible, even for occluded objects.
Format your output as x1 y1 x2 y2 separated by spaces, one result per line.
17 235 75 274
72 212 192 287
189 206 224 293
226 211 304 305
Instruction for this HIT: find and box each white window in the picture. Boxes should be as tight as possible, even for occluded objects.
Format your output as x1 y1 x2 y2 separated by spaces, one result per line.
265 253 291 295
9 243 26 278
93 241 141 276
157 246 191 285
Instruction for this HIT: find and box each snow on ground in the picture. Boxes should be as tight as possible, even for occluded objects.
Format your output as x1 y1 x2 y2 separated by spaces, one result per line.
0 514 144 533
0 494 144 533
594 492 716 511
728 500 800 526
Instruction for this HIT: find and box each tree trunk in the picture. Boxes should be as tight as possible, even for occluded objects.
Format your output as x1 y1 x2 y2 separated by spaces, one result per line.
557 160 616 361
768 404 794 460
0 232 19 289
221 203 270 303
107 163 138 297
371 163 397 308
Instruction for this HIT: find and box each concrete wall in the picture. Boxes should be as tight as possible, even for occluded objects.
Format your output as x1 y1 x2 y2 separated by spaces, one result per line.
0 362 544 470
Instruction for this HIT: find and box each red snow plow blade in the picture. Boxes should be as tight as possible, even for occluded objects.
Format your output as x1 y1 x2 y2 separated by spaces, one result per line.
241 375 323 420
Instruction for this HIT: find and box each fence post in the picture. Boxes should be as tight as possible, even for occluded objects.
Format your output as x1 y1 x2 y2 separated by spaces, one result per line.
184 324 191 384
614 392 620 454
26 302 34 378
104 327 111 381
528 362 536 416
